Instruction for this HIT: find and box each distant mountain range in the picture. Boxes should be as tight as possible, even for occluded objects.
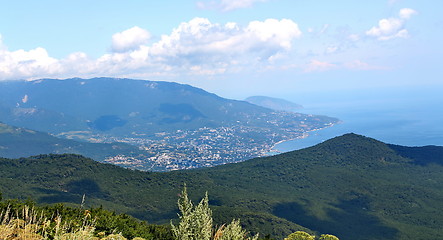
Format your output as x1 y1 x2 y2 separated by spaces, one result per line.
245 96 303 112
0 78 306 136
0 78 338 170
1 133 442 240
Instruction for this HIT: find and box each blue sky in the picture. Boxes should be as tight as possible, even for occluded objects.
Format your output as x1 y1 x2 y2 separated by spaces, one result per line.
0 0 442 100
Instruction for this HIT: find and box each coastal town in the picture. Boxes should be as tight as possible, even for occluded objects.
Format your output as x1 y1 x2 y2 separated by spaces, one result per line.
102 112 338 171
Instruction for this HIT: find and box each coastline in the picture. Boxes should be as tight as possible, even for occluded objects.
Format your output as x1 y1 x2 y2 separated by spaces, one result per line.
269 122 340 154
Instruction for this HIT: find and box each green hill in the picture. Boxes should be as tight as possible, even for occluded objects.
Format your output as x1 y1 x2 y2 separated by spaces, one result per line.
1 133 442 240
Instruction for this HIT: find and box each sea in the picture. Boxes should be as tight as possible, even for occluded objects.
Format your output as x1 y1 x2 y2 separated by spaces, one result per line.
274 88 443 152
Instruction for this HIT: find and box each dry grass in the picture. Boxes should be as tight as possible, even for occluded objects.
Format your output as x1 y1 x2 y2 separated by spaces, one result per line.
0 205 137 240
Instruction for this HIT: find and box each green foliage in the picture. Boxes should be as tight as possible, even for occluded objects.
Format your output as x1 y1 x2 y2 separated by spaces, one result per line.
0 199 173 240
1 134 443 239
171 185 212 240
318 234 339 240
216 219 258 240
283 231 339 240
172 186 257 240
284 231 315 240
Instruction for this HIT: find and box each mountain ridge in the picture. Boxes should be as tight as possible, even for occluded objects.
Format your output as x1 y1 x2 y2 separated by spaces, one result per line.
1 133 442 240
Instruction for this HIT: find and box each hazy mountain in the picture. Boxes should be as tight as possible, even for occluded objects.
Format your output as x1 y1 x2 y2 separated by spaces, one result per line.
0 78 324 136
1 133 442 240
245 96 303 112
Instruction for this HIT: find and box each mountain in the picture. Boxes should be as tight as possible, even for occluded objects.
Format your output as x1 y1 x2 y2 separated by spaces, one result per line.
0 78 338 170
1 133 442 240
245 96 303 112
0 122 162 170
0 78 308 135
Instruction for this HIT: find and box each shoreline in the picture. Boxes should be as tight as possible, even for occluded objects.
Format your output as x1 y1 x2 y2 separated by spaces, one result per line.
269 123 340 154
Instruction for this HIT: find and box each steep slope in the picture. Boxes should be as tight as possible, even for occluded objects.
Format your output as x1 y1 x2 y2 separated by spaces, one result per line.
387 144 443 165
1 134 442 240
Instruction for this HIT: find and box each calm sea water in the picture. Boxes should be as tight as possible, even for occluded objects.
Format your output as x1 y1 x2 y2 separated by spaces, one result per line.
274 89 443 152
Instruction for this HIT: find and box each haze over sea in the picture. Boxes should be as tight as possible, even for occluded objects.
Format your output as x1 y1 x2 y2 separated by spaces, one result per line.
274 87 443 152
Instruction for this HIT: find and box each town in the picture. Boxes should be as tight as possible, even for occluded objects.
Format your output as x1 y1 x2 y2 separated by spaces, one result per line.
102 111 338 171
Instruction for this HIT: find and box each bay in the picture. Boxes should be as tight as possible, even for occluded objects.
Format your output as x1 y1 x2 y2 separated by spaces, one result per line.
274 89 443 152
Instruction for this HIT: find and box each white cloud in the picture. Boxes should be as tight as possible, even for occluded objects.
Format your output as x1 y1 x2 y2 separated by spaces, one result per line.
111 26 151 52
366 18 404 39
142 17 301 66
197 0 268 12
366 8 417 41
0 18 302 80
0 47 62 80
247 19 302 49
399 8 417 19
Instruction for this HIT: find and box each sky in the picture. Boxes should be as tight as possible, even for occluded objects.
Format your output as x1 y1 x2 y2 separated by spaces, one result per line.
0 0 442 100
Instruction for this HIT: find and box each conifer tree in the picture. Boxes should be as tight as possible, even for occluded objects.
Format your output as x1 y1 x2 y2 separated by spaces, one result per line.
171 185 212 240
171 185 258 240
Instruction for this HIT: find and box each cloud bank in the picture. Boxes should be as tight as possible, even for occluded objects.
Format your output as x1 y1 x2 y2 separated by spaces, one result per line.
0 18 302 80
0 9 419 81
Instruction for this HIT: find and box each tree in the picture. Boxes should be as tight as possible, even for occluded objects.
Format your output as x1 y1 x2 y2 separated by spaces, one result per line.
171 185 258 240
171 185 212 240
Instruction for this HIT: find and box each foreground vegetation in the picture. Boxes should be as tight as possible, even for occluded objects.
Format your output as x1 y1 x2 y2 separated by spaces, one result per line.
1 134 443 239
0 188 339 240
0 198 172 239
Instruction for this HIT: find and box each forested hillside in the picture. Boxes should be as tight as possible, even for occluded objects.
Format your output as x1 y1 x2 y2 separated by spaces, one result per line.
1 133 442 240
